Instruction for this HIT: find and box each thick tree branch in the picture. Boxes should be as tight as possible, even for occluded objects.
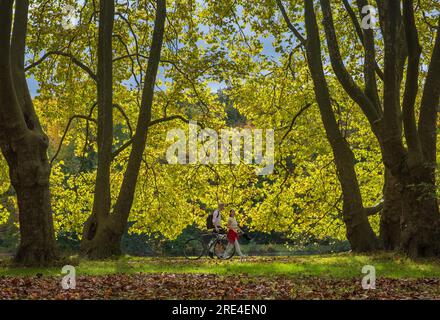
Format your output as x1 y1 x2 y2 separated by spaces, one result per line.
112 0 167 227
342 0 384 81
304 0 378 250
418 17 440 164
355 0 381 111
402 0 423 161
89 0 115 223
0 0 28 141
10 0 47 136
382 0 404 140
319 0 380 125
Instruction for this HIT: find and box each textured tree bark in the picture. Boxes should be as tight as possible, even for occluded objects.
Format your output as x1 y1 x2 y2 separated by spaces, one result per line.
399 164 440 258
380 169 401 250
81 217 123 259
1 98 57 267
0 0 57 265
13 164 57 265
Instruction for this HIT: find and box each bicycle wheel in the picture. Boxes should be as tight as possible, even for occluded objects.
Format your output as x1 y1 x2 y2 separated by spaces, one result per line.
183 238 205 260
214 237 235 259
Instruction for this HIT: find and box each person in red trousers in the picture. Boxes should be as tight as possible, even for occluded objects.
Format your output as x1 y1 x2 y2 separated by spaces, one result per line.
223 209 245 259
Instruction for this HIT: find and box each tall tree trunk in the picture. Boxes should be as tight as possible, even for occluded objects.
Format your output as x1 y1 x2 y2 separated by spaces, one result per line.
379 1 440 258
0 0 57 265
80 0 115 259
1 123 57 266
303 0 379 252
81 0 167 259
13 147 57 265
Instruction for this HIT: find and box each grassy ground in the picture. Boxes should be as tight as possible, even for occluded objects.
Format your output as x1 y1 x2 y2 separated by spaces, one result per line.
1 252 440 279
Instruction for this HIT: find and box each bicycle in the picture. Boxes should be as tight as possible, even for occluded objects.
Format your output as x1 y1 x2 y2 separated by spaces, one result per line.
183 231 236 260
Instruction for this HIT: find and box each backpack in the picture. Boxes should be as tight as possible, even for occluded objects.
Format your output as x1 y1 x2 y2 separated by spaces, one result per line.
206 213 215 229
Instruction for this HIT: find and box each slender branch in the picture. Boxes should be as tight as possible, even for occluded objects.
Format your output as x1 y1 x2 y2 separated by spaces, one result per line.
114 53 180 70
276 0 306 46
148 114 192 127
113 33 141 88
279 102 313 145
421 7 439 31
24 50 97 81
113 103 133 137
110 114 194 160
113 53 147 63
116 11 143 77
50 115 97 165
342 0 384 81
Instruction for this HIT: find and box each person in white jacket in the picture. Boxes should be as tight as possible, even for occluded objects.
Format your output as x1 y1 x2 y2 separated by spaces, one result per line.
208 203 225 258
212 203 224 233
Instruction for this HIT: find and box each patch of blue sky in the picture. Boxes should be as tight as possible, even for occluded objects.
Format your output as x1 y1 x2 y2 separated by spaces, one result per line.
28 75 39 98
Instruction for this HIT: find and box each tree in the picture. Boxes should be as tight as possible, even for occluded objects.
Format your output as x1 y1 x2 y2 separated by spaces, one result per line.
27 0 387 249
10 0 436 258
280 0 439 257
25 0 235 250
273 0 388 251
0 0 57 265
319 0 439 257
298 0 380 251
80 0 167 258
